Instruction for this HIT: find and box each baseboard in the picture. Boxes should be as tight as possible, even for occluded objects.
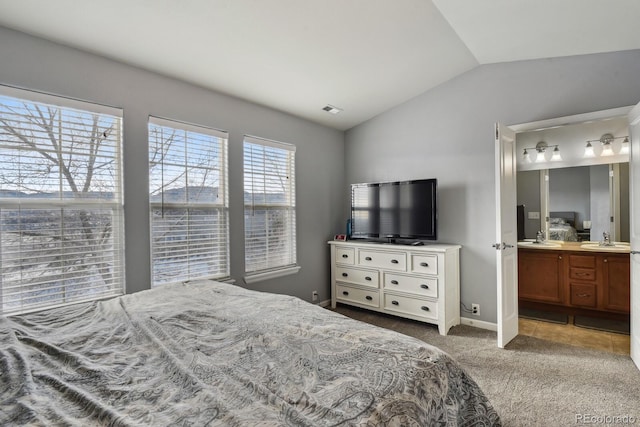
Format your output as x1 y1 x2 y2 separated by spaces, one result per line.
317 299 331 308
461 317 497 331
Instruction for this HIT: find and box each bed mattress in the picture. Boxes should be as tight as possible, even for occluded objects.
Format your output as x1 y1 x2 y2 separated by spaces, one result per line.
0 280 500 426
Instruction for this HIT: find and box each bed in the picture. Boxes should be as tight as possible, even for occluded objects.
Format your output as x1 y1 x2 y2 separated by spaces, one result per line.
0 280 500 426
548 211 578 242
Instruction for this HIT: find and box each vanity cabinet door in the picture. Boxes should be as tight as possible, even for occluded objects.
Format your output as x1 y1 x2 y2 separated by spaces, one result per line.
518 249 564 304
601 254 631 313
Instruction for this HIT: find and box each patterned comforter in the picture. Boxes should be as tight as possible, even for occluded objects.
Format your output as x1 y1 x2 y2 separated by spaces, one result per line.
0 281 500 426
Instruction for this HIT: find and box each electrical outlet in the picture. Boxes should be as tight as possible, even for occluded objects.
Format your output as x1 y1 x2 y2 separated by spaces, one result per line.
312 290 318 302
471 303 480 316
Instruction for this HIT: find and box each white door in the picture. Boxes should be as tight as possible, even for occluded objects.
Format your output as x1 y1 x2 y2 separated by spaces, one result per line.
628 102 640 369
495 122 519 348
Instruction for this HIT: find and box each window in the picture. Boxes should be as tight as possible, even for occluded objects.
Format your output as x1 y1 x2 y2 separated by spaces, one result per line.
243 136 298 281
148 117 229 287
0 86 125 315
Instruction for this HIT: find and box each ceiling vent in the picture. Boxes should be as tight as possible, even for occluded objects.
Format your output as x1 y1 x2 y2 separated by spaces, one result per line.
322 105 343 115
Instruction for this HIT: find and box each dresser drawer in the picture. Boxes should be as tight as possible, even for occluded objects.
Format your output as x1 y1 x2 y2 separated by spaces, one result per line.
410 254 438 275
358 250 406 271
336 284 379 308
335 266 379 288
335 247 355 265
570 267 596 281
569 254 596 268
570 283 597 307
383 273 437 298
383 294 438 320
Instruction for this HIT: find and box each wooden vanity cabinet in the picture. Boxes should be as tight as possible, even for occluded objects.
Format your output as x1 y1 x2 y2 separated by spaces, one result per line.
601 254 631 313
518 248 630 315
518 250 564 304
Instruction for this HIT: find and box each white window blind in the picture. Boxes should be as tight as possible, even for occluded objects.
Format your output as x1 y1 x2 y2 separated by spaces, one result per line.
148 116 229 287
243 135 297 275
0 86 125 315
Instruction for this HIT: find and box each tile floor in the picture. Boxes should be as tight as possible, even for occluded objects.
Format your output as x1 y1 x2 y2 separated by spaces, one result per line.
518 315 630 355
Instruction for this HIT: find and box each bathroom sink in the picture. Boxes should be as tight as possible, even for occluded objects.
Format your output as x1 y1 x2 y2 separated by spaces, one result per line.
580 243 630 252
518 241 562 248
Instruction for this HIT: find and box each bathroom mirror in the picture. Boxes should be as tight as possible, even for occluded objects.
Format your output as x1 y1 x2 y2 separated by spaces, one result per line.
515 113 630 243
517 162 629 242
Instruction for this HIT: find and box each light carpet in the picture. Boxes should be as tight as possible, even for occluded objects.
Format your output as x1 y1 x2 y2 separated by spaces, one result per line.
334 305 640 427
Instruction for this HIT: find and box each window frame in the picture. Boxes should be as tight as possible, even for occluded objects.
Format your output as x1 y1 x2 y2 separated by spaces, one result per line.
243 135 299 283
148 116 230 287
0 85 125 315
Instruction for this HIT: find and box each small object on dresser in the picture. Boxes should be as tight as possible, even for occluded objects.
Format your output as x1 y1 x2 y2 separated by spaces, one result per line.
334 234 347 241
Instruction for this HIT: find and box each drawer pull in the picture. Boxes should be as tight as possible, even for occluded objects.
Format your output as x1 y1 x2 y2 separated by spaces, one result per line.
391 300 399 306
420 284 429 290
342 291 349 296
391 259 399 264
577 293 590 298
391 280 399 285
365 256 372 261
342 254 349 258
365 276 372 281
604 259 608 263
421 306 430 312
365 295 373 301
420 262 428 267
342 273 348 277
559 256 562 260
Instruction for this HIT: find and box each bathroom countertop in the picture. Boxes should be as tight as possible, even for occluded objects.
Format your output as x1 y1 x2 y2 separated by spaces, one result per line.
517 240 631 254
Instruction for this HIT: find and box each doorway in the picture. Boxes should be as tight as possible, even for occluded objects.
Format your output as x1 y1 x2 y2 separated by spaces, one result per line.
496 105 638 367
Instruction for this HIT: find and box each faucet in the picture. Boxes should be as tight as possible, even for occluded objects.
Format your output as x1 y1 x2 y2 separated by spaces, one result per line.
600 232 613 246
535 230 546 243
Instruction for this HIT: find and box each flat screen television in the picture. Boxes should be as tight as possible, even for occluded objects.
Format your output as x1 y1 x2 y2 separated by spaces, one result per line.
350 178 437 242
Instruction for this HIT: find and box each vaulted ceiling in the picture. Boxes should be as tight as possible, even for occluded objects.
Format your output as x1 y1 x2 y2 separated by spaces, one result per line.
1 0 639 130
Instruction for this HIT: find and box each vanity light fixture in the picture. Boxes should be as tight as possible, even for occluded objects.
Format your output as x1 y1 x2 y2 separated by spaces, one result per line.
522 141 559 163
584 133 629 157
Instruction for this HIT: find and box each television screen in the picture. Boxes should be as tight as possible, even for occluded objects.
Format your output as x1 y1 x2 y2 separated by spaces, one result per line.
351 183 379 238
350 178 437 241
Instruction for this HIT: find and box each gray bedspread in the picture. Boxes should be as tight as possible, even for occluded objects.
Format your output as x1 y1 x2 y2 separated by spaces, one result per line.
0 281 500 426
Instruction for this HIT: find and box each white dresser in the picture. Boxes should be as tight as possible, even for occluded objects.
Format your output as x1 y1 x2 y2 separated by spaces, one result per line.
329 241 461 335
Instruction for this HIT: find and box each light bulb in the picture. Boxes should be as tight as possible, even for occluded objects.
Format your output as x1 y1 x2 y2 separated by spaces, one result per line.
584 142 595 158
535 149 546 162
621 137 630 154
601 143 613 156
551 147 562 161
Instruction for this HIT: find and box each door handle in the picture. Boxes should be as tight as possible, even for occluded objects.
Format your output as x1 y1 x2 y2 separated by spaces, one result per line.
502 243 514 249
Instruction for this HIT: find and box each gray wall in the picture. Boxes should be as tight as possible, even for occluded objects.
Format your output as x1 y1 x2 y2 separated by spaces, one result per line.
0 26 345 302
516 170 541 239
345 50 640 323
